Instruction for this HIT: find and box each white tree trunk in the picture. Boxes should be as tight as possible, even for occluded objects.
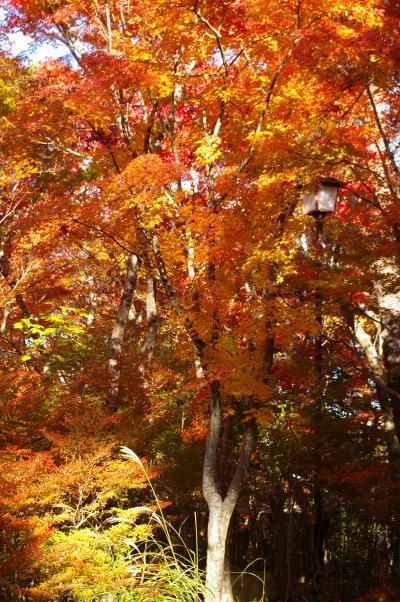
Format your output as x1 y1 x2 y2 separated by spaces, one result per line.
203 382 255 602
106 253 141 413
354 315 400 458
141 272 157 363
205 502 231 602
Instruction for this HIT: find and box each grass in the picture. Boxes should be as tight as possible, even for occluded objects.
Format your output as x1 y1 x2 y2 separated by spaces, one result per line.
118 446 206 601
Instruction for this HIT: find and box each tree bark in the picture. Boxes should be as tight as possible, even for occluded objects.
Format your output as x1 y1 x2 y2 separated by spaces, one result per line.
141 272 157 363
203 388 255 602
201 379 258 602
222 550 234 602
135 272 158 412
311 285 328 601
106 253 141 413
311 487 328 600
353 315 400 459
381 309 400 445
0 232 11 279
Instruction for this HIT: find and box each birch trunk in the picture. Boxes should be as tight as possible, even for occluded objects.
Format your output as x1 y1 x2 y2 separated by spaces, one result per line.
106 253 141 413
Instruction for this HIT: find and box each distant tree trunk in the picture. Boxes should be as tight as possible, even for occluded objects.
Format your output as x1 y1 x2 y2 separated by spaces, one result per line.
0 232 11 279
353 315 400 460
311 288 328 601
381 309 400 444
85 273 97 326
106 253 141 413
136 272 157 412
141 272 157 364
0 231 53 374
312 487 328 600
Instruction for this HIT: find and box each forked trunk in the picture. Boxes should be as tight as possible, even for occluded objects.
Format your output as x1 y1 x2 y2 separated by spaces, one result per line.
203 382 255 602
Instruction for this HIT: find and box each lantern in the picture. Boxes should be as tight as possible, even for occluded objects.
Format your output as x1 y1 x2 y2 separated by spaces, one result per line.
302 176 346 218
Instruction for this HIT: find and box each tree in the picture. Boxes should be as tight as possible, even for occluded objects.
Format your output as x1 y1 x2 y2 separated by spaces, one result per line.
1 1 400 600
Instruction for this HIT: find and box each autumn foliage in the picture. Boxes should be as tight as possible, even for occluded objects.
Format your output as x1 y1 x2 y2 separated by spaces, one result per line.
1 0 400 600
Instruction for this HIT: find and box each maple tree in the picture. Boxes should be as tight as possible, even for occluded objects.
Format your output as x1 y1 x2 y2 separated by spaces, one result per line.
0 0 400 600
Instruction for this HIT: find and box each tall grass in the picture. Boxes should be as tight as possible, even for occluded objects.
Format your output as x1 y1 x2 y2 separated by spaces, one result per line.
118 447 206 601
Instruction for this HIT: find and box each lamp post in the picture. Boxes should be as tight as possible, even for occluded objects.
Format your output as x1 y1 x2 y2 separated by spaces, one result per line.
302 176 346 246
301 175 346 598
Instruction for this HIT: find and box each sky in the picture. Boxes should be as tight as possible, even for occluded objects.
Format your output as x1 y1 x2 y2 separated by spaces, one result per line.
0 6 65 63
8 31 67 63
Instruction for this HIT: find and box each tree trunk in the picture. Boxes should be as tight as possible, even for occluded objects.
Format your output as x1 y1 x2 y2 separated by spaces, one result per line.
203 382 224 601
206 501 231 602
381 309 400 443
375 258 400 447
311 487 328 600
106 253 141 413
203 381 255 602
353 315 400 459
378 272 400 580
222 549 234 602
136 272 158 412
311 286 328 601
0 232 11 279
141 272 157 363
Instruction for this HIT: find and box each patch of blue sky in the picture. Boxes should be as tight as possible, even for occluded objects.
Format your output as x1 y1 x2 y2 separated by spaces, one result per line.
7 30 67 63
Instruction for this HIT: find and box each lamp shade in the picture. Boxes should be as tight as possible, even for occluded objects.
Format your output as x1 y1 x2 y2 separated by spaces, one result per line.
302 176 346 217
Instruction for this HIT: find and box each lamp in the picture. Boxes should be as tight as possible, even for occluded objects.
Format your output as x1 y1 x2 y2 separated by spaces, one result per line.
302 176 346 245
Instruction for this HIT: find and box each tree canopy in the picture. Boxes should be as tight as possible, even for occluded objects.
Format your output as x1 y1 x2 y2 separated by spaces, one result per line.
1 1 400 601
